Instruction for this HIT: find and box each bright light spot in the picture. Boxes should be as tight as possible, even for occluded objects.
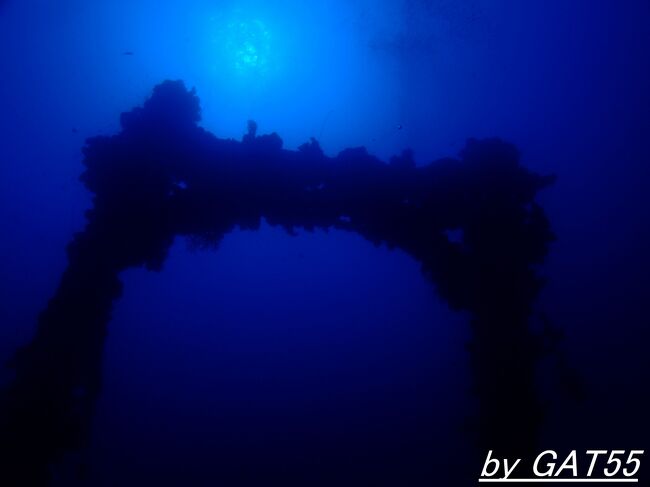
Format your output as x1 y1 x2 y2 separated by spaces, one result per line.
225 18 271 75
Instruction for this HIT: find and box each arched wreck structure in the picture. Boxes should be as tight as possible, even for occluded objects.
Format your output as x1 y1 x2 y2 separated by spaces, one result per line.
0 81 555 485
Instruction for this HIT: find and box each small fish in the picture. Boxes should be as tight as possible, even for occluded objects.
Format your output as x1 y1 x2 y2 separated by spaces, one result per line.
397 124 403 130
122 51 134 56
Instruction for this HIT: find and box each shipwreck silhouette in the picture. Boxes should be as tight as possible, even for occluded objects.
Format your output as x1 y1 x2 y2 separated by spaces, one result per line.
0 80 555 486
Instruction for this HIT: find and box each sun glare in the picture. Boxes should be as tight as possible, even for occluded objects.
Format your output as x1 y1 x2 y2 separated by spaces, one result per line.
225 18 271 74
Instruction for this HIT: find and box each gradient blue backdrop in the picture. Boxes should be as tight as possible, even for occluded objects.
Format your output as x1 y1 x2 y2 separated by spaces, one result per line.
1 0 649 484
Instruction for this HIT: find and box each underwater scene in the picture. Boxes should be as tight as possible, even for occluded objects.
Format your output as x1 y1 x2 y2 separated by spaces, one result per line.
0 1 648 486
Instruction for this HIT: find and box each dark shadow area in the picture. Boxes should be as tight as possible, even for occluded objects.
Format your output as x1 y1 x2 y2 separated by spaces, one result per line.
0 80 556 486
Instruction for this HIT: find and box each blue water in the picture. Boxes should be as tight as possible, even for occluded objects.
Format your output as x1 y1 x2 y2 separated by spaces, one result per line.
1 1 648 485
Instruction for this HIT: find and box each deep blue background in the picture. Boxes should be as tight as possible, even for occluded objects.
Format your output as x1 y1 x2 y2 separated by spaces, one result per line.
1 0 648 484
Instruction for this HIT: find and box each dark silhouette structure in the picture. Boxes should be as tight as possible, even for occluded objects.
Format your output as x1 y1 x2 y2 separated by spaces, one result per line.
0 80 555 486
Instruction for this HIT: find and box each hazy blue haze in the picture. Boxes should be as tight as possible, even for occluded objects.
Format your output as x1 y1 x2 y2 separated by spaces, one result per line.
0 1 648 484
